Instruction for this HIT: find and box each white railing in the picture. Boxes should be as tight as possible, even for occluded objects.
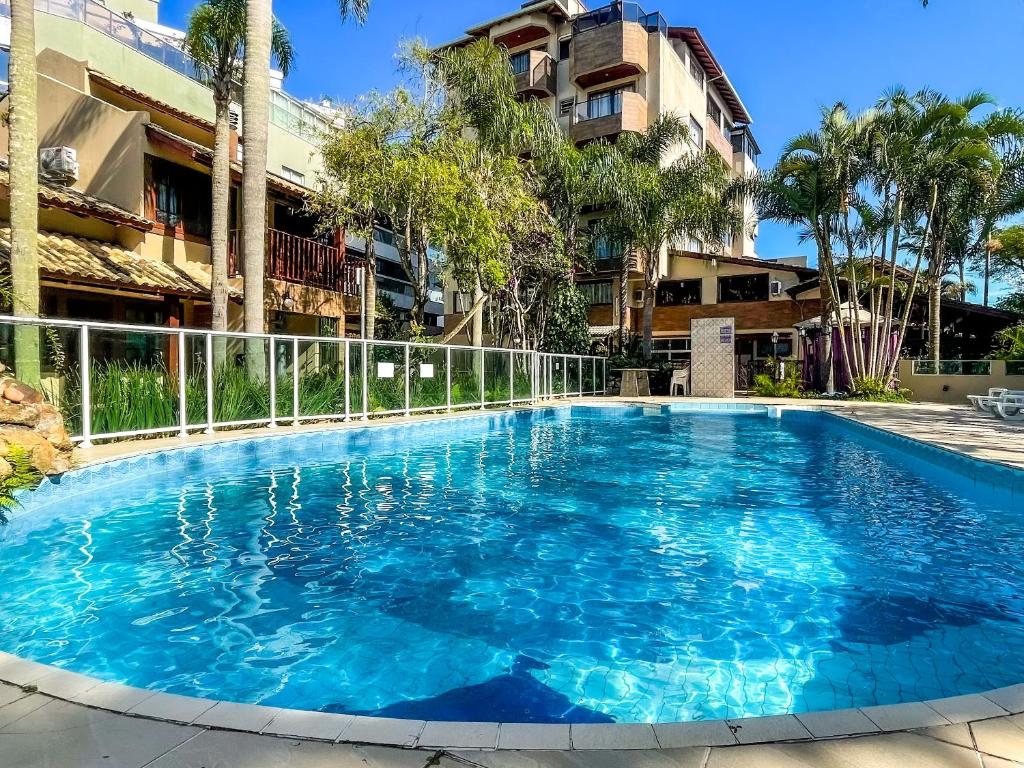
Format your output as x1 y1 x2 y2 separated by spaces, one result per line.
911 360 996 376
0 316 607 446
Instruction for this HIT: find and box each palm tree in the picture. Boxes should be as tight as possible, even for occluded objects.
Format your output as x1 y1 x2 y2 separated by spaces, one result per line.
8 0 40 385
610 116 740 358
184 0 292 337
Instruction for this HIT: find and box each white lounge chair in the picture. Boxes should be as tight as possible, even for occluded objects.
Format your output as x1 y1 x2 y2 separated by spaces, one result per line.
994 392 1024 421
968 388 1012 413
670 366 690 397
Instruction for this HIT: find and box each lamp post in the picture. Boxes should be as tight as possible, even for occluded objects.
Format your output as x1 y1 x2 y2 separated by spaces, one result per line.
771 331 780 381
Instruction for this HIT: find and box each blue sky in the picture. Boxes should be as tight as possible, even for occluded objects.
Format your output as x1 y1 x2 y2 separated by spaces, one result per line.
160 0 1024 301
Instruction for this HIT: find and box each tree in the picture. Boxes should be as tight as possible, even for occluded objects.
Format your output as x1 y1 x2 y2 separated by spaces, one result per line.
542 283 591 355
991 225 1024 284
609 115 740 359
9 0 40 385
184 0 292 336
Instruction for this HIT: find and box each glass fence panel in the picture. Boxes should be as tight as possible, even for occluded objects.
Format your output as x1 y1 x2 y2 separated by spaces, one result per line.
599 359 607 392
212 336 271 424
410 344 447 410
567 357 581 395
551 356 566 395
183 334 207 427
86 328 178 435
450 347 483 406
513 353 533 401
367 343 406 413
348 342 365 417
1008 360 1024 376
295 338 347 419
0 320 83 436
582 357 596 394
484 350 511 405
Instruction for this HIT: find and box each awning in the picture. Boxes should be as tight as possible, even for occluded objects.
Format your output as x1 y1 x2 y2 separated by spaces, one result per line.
0 229 238 300
589 325 617 336
795 303 889 330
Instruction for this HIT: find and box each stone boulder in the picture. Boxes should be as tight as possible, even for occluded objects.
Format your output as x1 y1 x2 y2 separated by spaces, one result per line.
0 374 73 477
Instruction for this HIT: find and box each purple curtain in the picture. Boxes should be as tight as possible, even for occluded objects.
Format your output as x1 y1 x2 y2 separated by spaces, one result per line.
801 328 899 392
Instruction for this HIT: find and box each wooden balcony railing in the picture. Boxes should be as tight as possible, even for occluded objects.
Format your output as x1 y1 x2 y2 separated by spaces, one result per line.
230 229 360 296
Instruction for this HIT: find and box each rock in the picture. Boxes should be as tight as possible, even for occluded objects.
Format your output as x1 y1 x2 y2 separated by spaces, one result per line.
0 430 72 476
35 407 72 451
3 381 43 405
0 457 12 481
0 401 41 428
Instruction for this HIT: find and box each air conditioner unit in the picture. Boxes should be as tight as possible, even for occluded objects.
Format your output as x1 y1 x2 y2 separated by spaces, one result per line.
632 289 644 304
769 280 784 297
228 108 240 131
39 147 79 185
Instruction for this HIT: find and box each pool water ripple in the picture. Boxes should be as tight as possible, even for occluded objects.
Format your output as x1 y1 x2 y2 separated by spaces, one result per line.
0 408 1021 723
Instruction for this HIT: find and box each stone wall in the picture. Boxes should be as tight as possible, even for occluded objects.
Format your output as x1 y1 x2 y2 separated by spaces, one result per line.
0 372 74 479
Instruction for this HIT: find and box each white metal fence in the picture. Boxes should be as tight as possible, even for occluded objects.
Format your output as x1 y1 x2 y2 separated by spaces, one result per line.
0 316 607 446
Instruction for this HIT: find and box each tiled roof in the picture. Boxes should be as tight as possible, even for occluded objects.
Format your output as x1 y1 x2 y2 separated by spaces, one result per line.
88 70 216 132
0 161 153 231
0 228 237 299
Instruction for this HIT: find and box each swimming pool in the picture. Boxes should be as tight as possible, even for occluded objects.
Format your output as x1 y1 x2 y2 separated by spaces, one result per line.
0 405 1021 724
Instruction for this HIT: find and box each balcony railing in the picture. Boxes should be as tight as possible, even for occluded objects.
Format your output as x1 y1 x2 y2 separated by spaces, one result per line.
230 229 359 296
512 50 556 98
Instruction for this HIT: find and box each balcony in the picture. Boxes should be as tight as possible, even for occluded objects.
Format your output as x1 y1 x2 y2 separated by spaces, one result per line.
512 50 556 99
706 126 735 166
571 3 655 89
571 90 648 143
230 229 360 296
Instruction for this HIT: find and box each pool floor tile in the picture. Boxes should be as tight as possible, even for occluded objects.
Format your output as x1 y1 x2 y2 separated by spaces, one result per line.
726 714 812 744
127 691 218 724
193 701 281 731
653 720 738 747
861 702 951 732
497 723 572 750
339 715 425 747
263 708 355 741
570 723 659 750
795 708 881 738
418 720 499 749
926 694 1009 723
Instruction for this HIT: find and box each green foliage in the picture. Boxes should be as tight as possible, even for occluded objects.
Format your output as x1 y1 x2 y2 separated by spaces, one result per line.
91 360 179 434
993 323 1024 360
848 376 912 403
752 367 806 398
374 295 404 341
542 283 591 355
0 445 41 525
998 292 1024 317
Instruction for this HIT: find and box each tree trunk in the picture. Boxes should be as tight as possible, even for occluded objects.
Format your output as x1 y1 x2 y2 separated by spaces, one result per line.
471 283 484 348
363 237 377 339
617 257 629 351
210 97 231 335
242 0 271 378
641 287 654 359
9 0 40 386
927 276 942 364
984 245 991 307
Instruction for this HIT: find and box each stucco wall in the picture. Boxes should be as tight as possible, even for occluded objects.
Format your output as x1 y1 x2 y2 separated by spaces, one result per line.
898 359 1024 404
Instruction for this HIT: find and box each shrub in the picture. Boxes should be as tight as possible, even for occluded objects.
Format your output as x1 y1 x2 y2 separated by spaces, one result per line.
751 371 805 398
0 446 42 525
848 376 912 403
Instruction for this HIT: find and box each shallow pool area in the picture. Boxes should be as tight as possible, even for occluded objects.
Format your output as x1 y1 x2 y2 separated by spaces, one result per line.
0 405 1021 724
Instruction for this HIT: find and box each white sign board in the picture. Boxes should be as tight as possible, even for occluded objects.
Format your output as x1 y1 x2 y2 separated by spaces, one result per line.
419 363 434 379
377 362 395 379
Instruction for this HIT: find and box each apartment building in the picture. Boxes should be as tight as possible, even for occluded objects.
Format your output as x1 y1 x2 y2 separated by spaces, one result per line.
443 0 816 366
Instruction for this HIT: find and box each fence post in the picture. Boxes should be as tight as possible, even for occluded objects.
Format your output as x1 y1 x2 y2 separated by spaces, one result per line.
177 330 187 439
344 339 351 422
204 333 214 434
445 346 452 413
479 350 486 410
578 355 583 397
361 340 369 420
592 357 597 396
79 324 93 448
562 355 567 398
404 343 411 417
509 350 515 407
602 359 607 394
268 336 278 428
291 336 300 426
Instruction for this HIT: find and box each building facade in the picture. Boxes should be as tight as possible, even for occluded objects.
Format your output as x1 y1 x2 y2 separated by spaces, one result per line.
0 0 362 338
443 0 774 360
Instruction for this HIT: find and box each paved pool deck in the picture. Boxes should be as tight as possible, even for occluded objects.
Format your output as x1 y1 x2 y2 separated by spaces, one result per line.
4 397 1023 767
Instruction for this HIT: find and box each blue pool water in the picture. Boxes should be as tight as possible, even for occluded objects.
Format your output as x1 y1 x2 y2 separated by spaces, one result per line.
0 406 1022 723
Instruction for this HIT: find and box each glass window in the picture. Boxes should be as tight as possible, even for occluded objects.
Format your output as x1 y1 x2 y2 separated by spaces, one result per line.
281 166 305 185
586 88 623 120
706 96 722 131
579 281 613 305
592 233 624 264
0 48 9 94
756 336 793 359
689 56 704 89
559 37 571 60
718 273 769 303
656 280 702 306
689 115 704 147
650 337 691 362
147 157 211 239
510 50 530 75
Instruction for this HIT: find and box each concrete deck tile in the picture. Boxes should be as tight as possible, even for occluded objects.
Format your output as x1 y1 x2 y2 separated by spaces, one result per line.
497 723 572 750
0 694 52 729
987 685 1024 715
0 683 29 708
795 708 881 738
127 690 217 723
927 694 1009 723
654 719 737 747
0 656 60 687
861 701 951 731
70 681 156 712
339 715 425 747
706 732 981 768
570 723 659 750
192 700 281 731
981 756 1023 768
149 729 425 767
0 699 200 768
30 667 102 700
726 714 813 744
446 748 708 767
912 723 976 750
263 708 355 741
971 717 1024 762
417 720 499 749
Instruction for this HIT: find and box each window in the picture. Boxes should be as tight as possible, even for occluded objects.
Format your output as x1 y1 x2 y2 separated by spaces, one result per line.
689 115 704 147
718 273 769 303
721 119 732 140
651 337 691 363
585 86 629 119
689 56 704 89
756 336 793 359
559 98 574 117
656 279 702 306
706 96 722 132
579 281 613 305
280 166 305 185
558 37 571 60
510 50 530 75
592 233 624 264
0 47 9 94
146 157 211 240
